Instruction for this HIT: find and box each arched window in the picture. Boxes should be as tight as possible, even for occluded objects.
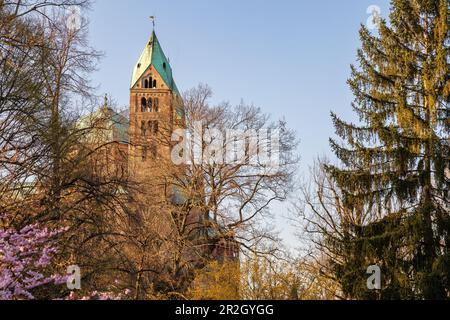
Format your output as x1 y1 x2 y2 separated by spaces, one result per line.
153 79 157 88
144 79 149 88
149 77 153 88
141 97 147 112
153 121 159 134
150 144 157 158
148 121 153 134
142 146 148 161
148 98 153 112
154 98 159 112
135 95 138 113
141 121 146 136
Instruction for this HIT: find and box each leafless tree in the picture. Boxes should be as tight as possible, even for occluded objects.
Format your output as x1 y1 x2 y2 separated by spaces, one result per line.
0 1 141 299
116 84 300 298
293 158 380 299
173 84 299 255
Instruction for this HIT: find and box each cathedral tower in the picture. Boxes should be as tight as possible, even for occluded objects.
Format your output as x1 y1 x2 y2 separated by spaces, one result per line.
129 31 183 181
128 28 239 266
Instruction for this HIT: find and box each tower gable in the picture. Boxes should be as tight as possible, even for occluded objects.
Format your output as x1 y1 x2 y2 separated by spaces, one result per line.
132 65 171 91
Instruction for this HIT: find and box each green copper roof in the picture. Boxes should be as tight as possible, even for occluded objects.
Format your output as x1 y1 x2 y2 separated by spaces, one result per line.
78 105 129 144
131 31 179 95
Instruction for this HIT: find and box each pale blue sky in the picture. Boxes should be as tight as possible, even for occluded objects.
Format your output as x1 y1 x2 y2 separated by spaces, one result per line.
87 0 391 248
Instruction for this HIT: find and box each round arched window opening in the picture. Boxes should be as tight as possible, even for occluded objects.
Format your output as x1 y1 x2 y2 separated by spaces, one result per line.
141 97 147 112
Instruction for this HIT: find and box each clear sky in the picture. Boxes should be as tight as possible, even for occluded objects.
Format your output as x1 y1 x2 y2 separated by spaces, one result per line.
87 0 391 249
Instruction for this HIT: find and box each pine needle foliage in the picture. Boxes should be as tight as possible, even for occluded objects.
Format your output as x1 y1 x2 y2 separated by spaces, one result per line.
328 0 449 299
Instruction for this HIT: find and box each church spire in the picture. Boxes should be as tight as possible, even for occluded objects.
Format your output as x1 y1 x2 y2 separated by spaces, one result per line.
130 29 178 94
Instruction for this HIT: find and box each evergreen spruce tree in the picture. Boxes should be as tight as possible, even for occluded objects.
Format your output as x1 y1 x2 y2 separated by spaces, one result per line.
328 0 449 299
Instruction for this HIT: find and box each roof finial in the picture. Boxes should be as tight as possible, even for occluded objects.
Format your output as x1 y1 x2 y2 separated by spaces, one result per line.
103 94 108 109
149 16 156 30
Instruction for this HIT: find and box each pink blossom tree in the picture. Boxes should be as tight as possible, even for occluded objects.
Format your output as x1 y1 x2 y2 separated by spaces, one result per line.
0 224 66 300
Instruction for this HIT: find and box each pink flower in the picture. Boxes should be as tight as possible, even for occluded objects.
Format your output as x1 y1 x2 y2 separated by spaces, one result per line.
0 223 66 300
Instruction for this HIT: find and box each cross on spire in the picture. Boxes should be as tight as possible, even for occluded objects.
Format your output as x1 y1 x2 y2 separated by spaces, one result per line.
149 16 156 30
